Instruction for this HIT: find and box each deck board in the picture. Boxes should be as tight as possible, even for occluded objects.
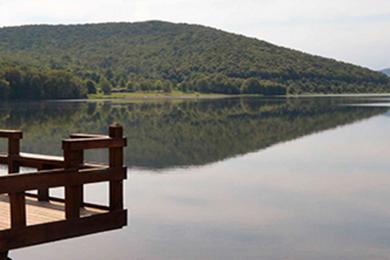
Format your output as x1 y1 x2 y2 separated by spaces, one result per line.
0 194 107 230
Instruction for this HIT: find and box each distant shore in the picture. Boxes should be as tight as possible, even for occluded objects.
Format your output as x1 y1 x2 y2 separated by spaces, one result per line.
88 91 242 100
88 91 390 100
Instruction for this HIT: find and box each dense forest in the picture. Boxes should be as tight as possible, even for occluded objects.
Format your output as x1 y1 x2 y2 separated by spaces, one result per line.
0 98 385 168
0 21 389 99
0 65 86 99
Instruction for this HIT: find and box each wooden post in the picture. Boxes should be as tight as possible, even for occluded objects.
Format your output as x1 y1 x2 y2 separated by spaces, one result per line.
8 134 21 173
0 251 10 260
37 164 50 202
63 142 84 219
8 132 26 228
109 123 125 211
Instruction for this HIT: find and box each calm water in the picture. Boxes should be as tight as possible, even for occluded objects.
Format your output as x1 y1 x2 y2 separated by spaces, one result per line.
1 96 390 259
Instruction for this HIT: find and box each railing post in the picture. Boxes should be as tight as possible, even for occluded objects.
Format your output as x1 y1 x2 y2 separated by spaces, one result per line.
7 131 26 228
0 251 10 260
7 132 22 173
62 142 84 219
109 123 125 211
37 164 50 201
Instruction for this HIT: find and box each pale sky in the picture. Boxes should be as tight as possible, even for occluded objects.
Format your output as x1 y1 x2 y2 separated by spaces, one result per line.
0 0 389 70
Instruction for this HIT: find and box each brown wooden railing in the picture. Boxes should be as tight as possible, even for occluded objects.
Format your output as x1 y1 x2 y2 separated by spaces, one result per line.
0 124 127 255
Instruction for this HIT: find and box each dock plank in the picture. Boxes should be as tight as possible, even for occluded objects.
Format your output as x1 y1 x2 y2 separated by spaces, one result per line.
0 195 106 230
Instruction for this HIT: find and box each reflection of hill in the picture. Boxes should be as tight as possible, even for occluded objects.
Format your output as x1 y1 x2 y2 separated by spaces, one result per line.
0 98 386 169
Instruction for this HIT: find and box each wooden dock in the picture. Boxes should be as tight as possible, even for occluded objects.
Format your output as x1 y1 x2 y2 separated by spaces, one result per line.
0 124 127 259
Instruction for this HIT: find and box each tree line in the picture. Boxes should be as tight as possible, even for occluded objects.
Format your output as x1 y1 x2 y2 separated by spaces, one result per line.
0 65 87 100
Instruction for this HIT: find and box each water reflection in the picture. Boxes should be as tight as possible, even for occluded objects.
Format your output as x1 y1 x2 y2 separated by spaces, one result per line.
0 97 387 169
3 96 390 260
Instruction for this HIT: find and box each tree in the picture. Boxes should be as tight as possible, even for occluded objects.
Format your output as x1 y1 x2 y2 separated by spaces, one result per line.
126 81 138 92
241 78 261 94
162 81 173 93
259 80 287 95
86 80 97 94
0 65 87 100
0 79 10 99
99 78 112 95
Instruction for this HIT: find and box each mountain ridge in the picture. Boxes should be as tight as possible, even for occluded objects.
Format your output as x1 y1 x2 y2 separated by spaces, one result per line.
0 21 389 99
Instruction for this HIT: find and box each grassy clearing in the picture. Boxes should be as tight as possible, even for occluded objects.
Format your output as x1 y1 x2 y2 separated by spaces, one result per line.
88 91 239 100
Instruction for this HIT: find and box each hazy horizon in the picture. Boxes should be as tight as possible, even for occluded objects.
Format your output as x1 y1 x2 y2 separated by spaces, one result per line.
0 0 389 70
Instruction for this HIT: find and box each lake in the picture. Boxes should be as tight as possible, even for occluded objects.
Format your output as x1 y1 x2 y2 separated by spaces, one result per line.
1 96 390 259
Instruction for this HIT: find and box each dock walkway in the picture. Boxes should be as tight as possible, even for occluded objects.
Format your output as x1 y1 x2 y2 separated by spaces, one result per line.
0 124 127 259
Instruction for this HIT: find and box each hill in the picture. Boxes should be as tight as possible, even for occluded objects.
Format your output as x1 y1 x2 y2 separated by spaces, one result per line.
0 21 389 99
382 68 390 76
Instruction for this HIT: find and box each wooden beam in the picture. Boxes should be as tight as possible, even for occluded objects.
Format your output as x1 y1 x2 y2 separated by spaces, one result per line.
70 133 108 139
62 137 126 151
18 153 64 168
0 167 126 194
0 152 106 169
0 154 6 165
0 130 22 139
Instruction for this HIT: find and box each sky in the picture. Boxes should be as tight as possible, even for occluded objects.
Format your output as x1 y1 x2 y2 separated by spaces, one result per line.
0 0 389 70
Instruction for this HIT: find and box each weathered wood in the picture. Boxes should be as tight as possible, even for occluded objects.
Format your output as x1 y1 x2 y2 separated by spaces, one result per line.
64 147 82 220
7 135 26 229
0 130 22 139
0 251 10 260
62 137 126 151
9 195 26 228
8 138 20 174
0 195 107 230
24 193 111 211
0 210 127 251
0 125 127 253
17 153 64 168
0 154 106 170
0 167 126 194
70 133 108 139
0 153 63 168
0 154 6 165
109 123 125 211
37 165 51 202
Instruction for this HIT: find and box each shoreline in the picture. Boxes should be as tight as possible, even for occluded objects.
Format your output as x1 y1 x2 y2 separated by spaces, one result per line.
2 93 389 103
88 92 390 100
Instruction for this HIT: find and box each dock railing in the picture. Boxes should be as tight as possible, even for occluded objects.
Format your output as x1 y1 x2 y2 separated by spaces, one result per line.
0 123 127 254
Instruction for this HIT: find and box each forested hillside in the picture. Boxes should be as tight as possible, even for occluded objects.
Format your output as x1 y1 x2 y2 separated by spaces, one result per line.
0 21 389 99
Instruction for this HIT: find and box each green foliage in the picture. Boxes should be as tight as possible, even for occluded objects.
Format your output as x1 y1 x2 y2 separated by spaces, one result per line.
241 78 261 94
99 78 112 94
0 21 389 98
180 73 241 94
0 79 10 99
0 65 86 100
86 80 97 94
126 81 138 92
